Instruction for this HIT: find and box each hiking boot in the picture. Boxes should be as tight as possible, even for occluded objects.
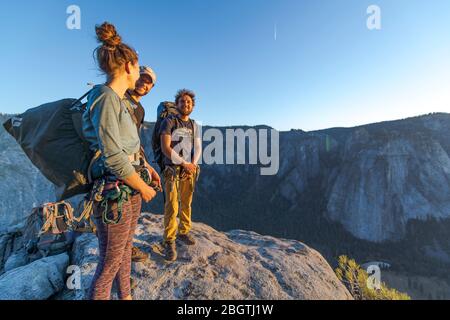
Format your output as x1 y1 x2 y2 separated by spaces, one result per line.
164 241 177 262
178 233 196 246
130 277 137 290
131 246 148 263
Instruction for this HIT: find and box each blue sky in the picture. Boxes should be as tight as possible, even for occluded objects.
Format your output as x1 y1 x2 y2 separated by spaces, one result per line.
1 0 449 131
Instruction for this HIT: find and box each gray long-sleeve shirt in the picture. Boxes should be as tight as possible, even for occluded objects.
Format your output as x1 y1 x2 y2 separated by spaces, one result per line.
82 85 140 180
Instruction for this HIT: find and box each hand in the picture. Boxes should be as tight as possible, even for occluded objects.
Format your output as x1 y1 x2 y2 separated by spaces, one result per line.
145 162 162 190
182 162 197 175
140 184 156 203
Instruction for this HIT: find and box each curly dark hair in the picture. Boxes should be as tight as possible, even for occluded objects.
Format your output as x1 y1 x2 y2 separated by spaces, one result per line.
175 89 196 106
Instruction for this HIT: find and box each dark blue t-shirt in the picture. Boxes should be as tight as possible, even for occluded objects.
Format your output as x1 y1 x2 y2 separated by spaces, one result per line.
159 115 198 166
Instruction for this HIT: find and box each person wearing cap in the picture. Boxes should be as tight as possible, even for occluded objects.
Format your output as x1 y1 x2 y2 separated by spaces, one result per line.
125 66 157 132
123 66 161 264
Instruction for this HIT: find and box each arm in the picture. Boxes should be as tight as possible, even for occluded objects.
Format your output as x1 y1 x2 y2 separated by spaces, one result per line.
139 145 161 188
122 171 155 196
143 158 162 190
160 118 197 174
161 134 198 174
192 137 202 166
161 134 188 165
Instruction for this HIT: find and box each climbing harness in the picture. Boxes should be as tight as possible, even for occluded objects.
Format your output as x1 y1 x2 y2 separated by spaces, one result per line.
78 144 162 227
163 165 200 211
88 165 159 226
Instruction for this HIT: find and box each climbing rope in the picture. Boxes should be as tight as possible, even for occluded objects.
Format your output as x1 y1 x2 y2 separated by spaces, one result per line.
38 202 74 236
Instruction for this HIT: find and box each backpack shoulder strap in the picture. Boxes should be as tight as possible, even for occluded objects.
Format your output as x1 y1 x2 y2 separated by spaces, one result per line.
124 92 140 127
70 89 93 109
190 119 197 138
189 119 197 151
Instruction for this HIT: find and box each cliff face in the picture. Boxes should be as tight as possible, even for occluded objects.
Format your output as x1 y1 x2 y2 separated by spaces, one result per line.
0 114 55 233
0 214 351 300
325 117 450 241
1 113 449 244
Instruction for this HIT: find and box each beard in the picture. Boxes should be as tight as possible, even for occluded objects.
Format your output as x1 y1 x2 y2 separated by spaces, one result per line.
179 108 193 116
133 87 147 97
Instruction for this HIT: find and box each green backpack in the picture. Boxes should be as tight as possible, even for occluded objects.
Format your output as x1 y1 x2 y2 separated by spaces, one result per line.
151 101 179 170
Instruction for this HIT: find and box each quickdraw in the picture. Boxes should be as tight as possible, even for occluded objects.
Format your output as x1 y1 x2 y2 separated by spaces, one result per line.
73 198 97 233
85 166 160 226
99 182 134 225
72 178 106 232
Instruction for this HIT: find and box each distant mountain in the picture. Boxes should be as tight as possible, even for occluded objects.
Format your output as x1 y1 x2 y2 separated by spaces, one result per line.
141 113 450 280
140 113 450 241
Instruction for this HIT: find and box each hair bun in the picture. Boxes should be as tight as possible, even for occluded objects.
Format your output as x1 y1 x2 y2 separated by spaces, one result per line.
95 22 122 48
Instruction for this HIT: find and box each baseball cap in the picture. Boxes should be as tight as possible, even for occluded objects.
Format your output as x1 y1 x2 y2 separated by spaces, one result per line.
140 66 157 85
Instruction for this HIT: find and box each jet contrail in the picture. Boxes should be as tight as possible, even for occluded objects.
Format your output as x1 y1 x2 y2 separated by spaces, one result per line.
274 23 277 41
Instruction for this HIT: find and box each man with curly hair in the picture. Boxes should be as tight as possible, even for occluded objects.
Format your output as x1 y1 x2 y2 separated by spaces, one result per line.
160 89 202 261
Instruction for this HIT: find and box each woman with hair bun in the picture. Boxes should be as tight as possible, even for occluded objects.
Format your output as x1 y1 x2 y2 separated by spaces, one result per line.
82 22 159 300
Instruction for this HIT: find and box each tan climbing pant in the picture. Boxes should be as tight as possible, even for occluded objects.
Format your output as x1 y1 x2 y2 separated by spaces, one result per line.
163 166 195 243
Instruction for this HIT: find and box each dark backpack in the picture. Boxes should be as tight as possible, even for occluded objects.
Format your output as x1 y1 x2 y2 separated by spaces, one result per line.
23 202 76 258
3 91 94 200
151 101 179 170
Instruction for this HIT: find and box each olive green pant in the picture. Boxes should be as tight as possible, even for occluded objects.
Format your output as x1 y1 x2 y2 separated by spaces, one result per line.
163 167 195 243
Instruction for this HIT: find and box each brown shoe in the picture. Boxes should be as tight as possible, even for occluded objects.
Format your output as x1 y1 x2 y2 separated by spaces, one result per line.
178 233 196 246
164 241 177 262
131 246 148 263
130 277 137 290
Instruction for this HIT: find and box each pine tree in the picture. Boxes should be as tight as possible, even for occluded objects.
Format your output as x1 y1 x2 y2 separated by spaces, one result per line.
335 255 411 300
